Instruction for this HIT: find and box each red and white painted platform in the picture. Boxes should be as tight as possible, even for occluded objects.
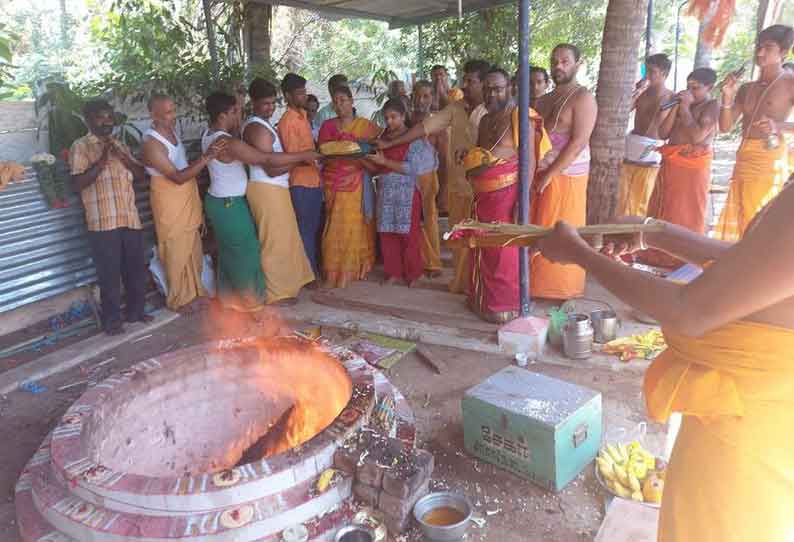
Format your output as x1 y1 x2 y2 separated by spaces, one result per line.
15 337 416 542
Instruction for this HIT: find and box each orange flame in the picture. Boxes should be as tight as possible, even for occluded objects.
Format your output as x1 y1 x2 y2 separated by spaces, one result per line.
251 339 352 458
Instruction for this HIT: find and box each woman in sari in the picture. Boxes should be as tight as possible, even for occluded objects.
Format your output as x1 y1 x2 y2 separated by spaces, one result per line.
368 99 437 287
535 189 794 542
318 86 380 288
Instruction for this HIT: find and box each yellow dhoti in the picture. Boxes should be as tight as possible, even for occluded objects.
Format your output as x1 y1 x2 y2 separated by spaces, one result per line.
616 162 659 217
715 139 788 241
149 176 206 310
246 182 315 303
645 321 794 542
448 188 473 294
418 170 442 273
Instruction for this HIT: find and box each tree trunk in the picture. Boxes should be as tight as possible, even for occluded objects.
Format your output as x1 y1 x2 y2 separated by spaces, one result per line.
202 0 220 81
587 0 650 224
244 1 272 69
694 18 713 68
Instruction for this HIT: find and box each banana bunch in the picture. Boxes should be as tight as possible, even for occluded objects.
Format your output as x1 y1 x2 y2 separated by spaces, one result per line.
596 441 659 503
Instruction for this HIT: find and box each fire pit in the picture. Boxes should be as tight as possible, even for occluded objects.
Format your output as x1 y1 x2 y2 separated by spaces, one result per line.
15 337 417 542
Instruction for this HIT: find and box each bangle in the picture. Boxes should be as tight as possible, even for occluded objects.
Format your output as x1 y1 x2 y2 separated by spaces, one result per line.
721 103 733 109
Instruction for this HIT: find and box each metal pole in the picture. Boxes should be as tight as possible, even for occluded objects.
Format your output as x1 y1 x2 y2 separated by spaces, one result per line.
417 25 425 79
518 0 532 317
645 0 654 58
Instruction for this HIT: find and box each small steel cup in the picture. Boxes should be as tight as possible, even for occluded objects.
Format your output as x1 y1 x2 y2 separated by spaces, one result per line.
590 309 620 343
413 492 473 542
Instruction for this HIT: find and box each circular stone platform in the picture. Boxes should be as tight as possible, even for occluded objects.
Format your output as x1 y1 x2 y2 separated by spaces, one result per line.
15 336 416 542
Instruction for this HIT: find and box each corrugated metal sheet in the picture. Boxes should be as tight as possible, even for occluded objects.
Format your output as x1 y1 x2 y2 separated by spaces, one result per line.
0 167 155 314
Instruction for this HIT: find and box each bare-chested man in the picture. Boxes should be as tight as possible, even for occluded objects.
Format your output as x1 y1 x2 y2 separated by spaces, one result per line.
464 68 548 322
531 43 597 300
637 68 720 268
411 81 448 277
512 66 551 109
716 24 794 241
617 54 675 217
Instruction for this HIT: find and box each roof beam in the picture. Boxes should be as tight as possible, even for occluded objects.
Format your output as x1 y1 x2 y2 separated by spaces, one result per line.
251 0 394 23
388 0 515 28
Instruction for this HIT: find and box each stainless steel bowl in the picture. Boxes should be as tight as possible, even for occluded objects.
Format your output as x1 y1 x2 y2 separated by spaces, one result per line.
413 492 472 542
334 525 376 542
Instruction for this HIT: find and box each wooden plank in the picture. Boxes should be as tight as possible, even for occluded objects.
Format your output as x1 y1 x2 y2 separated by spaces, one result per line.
415 344 447 374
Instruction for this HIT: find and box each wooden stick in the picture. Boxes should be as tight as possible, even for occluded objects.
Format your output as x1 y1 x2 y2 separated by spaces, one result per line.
443 222 665 249
415 345 447 374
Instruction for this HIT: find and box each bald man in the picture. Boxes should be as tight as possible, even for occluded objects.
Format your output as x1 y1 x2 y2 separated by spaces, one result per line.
141 93 222 313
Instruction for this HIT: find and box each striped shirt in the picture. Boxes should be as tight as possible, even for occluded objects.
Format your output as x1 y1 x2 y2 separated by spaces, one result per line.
69 133 141 232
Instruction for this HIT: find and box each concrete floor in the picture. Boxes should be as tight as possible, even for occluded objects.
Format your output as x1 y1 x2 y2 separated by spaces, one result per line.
0 272 669 541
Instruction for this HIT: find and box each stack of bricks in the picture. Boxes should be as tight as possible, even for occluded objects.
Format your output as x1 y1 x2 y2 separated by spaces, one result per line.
334 430 434 534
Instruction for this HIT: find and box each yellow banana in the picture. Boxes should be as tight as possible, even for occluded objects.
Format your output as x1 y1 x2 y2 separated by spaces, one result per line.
607 444 623 464
629 460 648 481
618 443 630 463
598 449 614 466
631 491 645 502
611 480 632 499
628 473 642 493
613 464 629 487
597 458 616 481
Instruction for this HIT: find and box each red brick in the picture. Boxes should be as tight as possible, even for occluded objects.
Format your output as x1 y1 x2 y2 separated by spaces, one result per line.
356 456 386 488
381 448 434 499
333 445 360 475
380 480 429 534
353 481 380 508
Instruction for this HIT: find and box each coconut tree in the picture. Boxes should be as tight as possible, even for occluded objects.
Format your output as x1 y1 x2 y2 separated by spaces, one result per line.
587 0 650 224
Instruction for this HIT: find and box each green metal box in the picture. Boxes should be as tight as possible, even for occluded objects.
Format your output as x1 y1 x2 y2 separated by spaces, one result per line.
462 367 602 491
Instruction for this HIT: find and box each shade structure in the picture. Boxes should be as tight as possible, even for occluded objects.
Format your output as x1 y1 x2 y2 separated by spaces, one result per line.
250 0 515 28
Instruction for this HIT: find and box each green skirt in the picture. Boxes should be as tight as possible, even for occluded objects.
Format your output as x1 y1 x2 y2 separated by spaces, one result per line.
204 194 266 312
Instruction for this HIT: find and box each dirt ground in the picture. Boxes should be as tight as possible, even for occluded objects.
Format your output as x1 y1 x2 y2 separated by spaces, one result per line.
0 272 669 542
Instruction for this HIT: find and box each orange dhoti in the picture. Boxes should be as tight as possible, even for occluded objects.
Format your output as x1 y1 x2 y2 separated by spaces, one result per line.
644 321 794 542
639 145 712 268
715 139 788 241
530 173 587 300
149 176 206 310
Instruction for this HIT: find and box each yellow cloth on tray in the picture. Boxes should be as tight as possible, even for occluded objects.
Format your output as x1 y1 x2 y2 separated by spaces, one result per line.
644 320 794 541
246 182 315 303
149 175 206 310
715 139 788 241
616 162 660 217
